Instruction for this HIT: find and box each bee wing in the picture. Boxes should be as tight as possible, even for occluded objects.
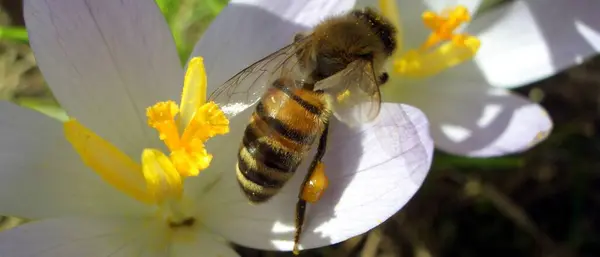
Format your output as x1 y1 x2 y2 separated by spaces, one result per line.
207 35 312 118
315 59 381 126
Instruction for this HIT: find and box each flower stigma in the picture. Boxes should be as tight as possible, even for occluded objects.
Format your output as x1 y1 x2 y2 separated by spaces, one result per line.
379 1 481 78
64 57 229 227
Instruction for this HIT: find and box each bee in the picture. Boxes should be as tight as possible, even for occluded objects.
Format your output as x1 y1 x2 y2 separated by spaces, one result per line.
207 7 397 254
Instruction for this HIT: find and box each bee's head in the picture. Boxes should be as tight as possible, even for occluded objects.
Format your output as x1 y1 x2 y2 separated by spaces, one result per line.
351 7 397 56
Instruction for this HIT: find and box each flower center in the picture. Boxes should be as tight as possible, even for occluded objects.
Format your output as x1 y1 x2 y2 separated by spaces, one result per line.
64 57 229 220
146 100 229 177
379 1 481 78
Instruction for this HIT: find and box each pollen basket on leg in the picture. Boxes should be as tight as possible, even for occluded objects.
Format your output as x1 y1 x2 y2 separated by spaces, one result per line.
392 5 481 78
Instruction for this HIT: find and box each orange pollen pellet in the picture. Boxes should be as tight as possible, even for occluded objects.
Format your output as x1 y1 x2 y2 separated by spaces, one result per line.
301 162 329 203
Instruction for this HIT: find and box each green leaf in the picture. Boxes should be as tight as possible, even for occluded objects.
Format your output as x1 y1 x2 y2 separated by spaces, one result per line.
0 26 28 42
433 152 524 170
156 0 181 24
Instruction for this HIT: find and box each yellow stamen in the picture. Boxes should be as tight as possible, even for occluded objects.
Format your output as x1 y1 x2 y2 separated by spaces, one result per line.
141 149 183 204
147 57 230 177
180 57 207 129
64 56 229 208
382 5 481 78
420 6 470 50
64 120 154 204
147 101 181 150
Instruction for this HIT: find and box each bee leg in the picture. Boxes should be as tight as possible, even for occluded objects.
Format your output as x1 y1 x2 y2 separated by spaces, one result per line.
378 72 389 86
293 124 330 255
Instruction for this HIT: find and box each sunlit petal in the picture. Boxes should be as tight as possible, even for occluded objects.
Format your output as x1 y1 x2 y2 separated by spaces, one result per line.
386 66 553 157
0 102 151 219
198 103 433 251
468 0 600 88
23 0 183 158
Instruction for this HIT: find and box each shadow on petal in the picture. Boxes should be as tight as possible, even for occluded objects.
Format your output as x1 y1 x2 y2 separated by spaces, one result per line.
391 61 553 157
525 0 600 71
468 0 600 88
198 104 433 252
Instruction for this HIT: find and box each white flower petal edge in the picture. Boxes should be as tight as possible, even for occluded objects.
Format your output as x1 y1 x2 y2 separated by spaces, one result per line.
0 101 150 219
190 0 356 93
198 103 433 251
23 0 183 158
389 64 552 157
0 217 166 257
468 0 600 88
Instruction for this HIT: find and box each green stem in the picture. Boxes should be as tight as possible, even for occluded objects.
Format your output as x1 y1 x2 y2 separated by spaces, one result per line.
0 26 29 42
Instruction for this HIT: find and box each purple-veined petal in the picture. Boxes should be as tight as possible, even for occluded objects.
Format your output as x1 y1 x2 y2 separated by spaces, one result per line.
189 0 356 93
468 0 600 88
385 63 553 157
0 101 151 219
0 217 165 257
196 103 433 251
23 0 183 158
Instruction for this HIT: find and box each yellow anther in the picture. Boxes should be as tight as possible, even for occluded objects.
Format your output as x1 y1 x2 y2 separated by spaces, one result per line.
146 100 229 177
391 5 481 78
420 6 471 50
171 147 212 177
64 119 155 204
146 57 229 178
147 101 181 150
181 102 229 143
142 149 183 204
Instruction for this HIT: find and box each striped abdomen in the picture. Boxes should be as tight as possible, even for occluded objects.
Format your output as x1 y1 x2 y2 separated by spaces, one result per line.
236 78 332 203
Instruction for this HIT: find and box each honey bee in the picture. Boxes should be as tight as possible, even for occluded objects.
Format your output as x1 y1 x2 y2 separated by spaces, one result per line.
207 7 397 254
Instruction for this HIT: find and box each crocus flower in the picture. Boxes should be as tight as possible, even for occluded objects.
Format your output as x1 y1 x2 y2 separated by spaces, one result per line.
0 0 433 256
364 0 598 157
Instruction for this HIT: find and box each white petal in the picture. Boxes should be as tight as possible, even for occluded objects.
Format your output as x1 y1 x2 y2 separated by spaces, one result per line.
23 0 183 158
190 0 356 93
423 0 484 15
170 230 239 257
387 65 553 157
197 103 433 251
0 216 166 257
0 102 151 219
468 0 600 88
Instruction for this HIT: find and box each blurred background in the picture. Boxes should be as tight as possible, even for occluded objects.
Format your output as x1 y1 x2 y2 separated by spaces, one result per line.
0 0 598 256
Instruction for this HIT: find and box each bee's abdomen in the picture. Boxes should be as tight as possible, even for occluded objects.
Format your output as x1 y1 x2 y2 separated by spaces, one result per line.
236 78 331 203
